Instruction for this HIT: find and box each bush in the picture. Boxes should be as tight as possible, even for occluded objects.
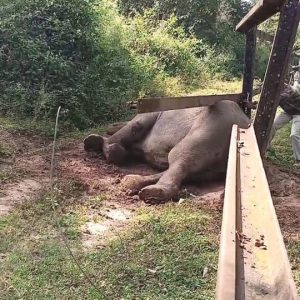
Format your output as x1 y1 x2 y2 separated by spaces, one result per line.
255 45 270 80
125 10 202 92
0 0 203 128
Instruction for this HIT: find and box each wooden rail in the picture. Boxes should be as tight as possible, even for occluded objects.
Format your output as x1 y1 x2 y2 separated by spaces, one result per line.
236 0 285 32
136 94 242 113
216 125 298 299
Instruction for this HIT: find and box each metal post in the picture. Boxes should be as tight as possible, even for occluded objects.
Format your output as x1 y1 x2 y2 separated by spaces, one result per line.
254 0 300 155
241 26 257 117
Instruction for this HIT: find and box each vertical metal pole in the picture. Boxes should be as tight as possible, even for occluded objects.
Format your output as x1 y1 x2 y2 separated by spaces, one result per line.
254 0 300 155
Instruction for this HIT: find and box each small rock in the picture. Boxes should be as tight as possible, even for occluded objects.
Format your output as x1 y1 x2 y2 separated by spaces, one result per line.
114 178 121 184
105 209 131 221
202 266 209 278
85 222 109 235
0 253 7 260
178 198 186 205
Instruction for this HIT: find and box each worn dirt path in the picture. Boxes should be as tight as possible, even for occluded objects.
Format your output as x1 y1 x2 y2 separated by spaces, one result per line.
0 128 299 245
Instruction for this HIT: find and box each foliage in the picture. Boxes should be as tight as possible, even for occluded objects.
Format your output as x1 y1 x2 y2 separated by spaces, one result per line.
0 185 220 299
118 0 252 77
0 0 202 127
254 44 270 80
126 11 203 89
257 13 300 78
266 116 295 168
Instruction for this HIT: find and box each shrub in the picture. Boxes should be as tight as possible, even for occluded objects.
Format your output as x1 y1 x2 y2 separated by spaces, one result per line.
0 0 203 128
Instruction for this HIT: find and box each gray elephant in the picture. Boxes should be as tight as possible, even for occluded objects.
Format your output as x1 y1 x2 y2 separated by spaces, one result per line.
84 100 250 202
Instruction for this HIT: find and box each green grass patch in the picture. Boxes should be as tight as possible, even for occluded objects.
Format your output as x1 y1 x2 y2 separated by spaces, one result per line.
0 116 110 142
190 79 242 96
0 142 14 159
0 185 220 300
0 116 58 139
1 79 299 298
287 240 300 292
266 120 296 168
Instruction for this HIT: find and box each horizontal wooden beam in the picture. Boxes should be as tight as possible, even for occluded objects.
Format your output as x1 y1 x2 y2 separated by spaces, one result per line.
236 0 285 33
216 125 298 299
137 94 242 113
216 125 238 300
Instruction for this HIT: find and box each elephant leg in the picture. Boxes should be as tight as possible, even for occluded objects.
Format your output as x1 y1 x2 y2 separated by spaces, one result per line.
104 113 159 164
84 134 128 165
108 112 159 147
84 113 159 165
106 122 128 135
121 172 164 194
139 131 224 203
84 134 104 152
138 163 186 202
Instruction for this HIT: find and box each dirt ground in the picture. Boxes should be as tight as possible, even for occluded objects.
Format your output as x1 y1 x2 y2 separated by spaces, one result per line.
0 128 299 244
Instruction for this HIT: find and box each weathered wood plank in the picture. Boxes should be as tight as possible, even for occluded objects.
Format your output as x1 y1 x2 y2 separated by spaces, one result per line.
238 126 297 299
236 0 285 32
242 27 257 117
216 125 238 300
254 0 300 154
216 125 298 299
137 94 242 113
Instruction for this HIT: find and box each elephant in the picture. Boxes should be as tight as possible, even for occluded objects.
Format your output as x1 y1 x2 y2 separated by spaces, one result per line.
84 100 250 202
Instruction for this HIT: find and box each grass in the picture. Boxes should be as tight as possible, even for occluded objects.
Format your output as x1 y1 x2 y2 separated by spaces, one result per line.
0 116 59 139
0 79 299 298
266 120 296 168
0 183 220 300
0 116 114 143
190 79 242 96
0 142 13 159
288 240 300 292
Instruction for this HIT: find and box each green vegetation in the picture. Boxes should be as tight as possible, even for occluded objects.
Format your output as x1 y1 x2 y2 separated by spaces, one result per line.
1 0 299 128
287 240 300 291
0 0 204 128
0 184 220 300
267 122 295 168
118 0 251 77
0 78 299 298
1 0 300 297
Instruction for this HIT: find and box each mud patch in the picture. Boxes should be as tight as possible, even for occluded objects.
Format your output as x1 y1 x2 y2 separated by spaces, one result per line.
0 128 52 215
1 127 299 247
81 202 142 249
0 179 45 215
265 162 300 237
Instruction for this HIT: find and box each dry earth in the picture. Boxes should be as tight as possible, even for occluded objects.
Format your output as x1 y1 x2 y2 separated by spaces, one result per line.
0 128 299 246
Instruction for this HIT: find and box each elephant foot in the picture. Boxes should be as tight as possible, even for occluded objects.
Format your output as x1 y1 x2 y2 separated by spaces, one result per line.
121 175 147 194
84 134 104 152
104 143 127 165
139 184 179 203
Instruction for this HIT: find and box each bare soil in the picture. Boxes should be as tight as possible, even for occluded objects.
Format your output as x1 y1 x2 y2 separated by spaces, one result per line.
0 129 299 244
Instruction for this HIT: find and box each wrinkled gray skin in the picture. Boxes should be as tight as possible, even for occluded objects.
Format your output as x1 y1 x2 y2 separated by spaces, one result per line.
84 101 250 202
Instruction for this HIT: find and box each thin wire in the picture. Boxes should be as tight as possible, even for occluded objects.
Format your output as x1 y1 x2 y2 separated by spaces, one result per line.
50 106 61 186
50 106 102 295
